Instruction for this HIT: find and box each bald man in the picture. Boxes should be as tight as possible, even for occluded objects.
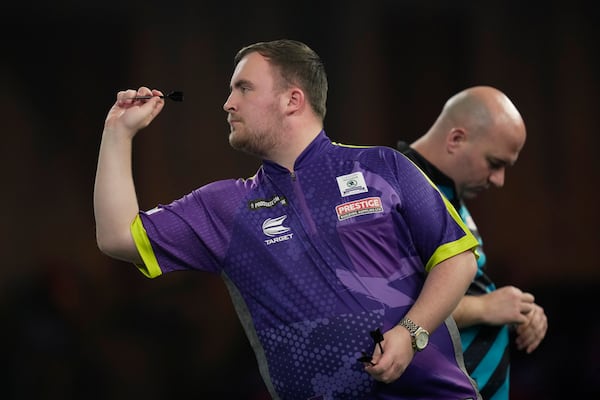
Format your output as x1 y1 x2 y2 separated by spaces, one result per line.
397 86 548 400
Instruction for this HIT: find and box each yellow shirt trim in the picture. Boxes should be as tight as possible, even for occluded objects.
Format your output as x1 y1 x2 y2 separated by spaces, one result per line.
131 215 162 278
424 182 480 272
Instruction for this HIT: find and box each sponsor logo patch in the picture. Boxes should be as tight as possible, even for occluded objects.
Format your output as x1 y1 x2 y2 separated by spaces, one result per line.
248 195 288 210
335 197 383 221
262 215 294 245
336 172 368 197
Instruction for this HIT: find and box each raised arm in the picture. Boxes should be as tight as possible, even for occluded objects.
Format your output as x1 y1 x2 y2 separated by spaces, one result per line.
93 87 165 263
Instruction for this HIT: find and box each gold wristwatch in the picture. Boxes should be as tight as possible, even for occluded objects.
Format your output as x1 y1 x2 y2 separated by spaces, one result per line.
398 317 430 352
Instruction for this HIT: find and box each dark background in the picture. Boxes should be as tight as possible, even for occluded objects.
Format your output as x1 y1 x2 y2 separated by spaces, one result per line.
1 1 598 398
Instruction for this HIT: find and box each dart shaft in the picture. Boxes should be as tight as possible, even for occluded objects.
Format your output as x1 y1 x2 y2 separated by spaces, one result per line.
130 91 183 102
133 95 164 100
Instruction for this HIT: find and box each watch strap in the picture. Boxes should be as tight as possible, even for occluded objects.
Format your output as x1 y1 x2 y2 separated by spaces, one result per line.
399 317 420 335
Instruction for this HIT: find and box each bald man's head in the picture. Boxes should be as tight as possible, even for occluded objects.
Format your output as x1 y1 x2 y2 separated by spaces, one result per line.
439 86 525 142
412 86 527 199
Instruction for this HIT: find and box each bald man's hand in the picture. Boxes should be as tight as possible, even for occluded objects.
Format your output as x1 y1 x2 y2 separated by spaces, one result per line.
515 303 548 353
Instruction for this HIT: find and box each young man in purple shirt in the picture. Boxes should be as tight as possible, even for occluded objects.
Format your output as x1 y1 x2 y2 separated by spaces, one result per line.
94 39 480 399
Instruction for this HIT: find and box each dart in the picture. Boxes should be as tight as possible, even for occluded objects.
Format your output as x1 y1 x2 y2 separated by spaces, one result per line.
133 91 184 102
370 328 384 354
357 327 385 365
357 352 376 366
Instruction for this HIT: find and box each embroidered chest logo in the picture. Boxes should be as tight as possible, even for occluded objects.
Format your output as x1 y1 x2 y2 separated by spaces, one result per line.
336 172 368 197
262 215 294 245
335 197 384 221
248 195 288 210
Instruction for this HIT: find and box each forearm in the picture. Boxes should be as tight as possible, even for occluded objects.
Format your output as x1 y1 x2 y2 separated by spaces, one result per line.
406 251 477 332
93 128 141 263
452 295 485 328
94 88 165 263
452 285 535 328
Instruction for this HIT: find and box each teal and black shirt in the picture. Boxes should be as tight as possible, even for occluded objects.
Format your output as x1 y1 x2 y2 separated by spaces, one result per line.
398 141 510 400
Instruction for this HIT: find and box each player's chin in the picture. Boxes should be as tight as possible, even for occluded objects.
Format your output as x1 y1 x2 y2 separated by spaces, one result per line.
463 187 487 199
228 129 240 143
229 132 248 151
462 191 478 199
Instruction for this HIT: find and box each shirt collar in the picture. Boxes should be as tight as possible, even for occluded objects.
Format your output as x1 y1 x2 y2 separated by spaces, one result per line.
263 130 331 174
396 140 460 206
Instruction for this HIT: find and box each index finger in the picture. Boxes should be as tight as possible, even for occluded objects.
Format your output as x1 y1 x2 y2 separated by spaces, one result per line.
521 292 535 303
116 89 138 106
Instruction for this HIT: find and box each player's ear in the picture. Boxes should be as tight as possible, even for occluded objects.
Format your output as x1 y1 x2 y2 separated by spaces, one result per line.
447 128 466 153
284 87 304 115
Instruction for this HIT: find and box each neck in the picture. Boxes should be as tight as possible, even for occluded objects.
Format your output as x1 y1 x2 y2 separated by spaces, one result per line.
411 133 433 160
411 131 446 171
268 122 322 171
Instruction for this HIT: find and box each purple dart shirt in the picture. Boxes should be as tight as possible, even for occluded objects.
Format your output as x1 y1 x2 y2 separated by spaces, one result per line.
132 131 480 400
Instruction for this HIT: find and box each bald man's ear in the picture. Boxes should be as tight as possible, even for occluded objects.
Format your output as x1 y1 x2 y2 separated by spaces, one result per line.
446 128 466 153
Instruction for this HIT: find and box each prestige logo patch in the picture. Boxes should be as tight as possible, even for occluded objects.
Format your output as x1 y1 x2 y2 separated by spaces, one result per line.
248 195 288 210
335 197 383 221
336 172 368 197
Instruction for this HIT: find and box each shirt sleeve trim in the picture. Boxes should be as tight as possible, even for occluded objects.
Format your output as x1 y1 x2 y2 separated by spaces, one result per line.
425 234 479 272
425 194 480 272
131 215 163 278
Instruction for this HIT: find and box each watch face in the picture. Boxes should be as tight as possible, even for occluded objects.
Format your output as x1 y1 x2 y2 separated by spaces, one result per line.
415 331 429 350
